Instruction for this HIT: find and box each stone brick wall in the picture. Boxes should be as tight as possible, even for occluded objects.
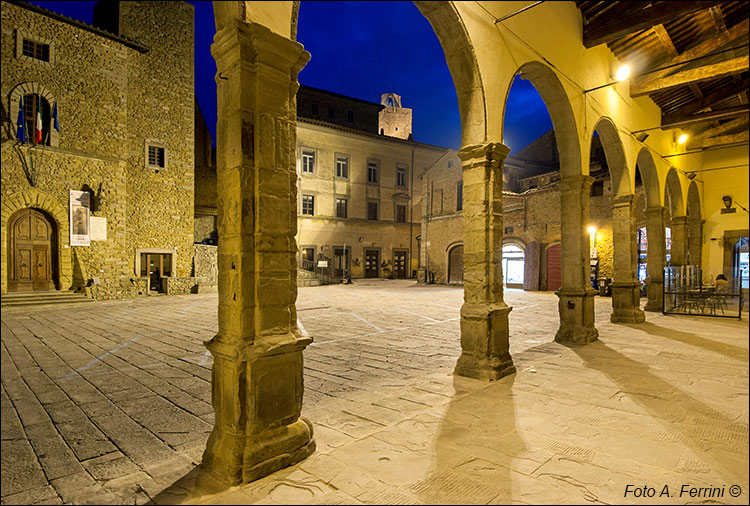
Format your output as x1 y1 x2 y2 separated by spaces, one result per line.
1 1 195 299
193 243 217 285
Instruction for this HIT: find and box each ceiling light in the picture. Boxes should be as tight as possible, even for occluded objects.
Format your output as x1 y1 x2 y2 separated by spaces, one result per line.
615 64 631 81
678 133 688 144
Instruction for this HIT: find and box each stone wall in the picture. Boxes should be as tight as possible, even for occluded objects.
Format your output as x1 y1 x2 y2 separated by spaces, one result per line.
1 1 195 299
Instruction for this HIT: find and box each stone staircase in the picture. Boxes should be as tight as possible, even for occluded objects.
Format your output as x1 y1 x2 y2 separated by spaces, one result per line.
297 268 321 288
1 290 95 308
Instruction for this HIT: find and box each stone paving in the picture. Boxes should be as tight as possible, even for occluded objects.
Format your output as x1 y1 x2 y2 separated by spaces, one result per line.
1 279 748 505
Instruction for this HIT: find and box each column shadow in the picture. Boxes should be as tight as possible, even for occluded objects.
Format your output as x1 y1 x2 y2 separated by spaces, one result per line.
572 341 748 482
624 321 749 363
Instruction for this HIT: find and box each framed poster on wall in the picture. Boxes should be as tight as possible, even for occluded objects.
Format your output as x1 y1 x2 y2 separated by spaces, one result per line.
69 190 90 246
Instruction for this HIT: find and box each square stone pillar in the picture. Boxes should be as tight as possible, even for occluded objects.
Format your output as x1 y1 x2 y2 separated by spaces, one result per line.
201 20 314 486
687 217 703 267
454 143 515 381
669 216 688 266
610 195 645 323
555 175 598 345
644 206 665 312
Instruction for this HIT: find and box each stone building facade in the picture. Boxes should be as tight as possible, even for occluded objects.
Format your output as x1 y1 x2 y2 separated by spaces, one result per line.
1 0 197 299
419 131 648 290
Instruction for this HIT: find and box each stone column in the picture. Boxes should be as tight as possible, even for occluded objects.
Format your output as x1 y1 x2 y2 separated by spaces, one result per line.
609 195 645 323
454 143 515 381
670 216 688 266
644 206 665 312
687 217 703 267
201 20 314 486
555 175 599 345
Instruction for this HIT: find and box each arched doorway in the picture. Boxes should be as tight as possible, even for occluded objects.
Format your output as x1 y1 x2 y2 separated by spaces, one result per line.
502 243 524 288
8 208 57 292
447 244 463 284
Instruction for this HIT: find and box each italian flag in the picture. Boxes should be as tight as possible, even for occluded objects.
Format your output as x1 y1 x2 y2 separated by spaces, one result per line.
35 99 42 144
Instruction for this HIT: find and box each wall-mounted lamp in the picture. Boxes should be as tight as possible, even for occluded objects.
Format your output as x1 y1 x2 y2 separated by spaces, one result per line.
687 172 696 180
677 133 688 145
583 64 631 93
588 226 598 258
635 132 649 143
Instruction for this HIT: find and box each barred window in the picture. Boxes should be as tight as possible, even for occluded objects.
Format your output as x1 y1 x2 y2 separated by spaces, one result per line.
148 145 165 168
22 38 49 62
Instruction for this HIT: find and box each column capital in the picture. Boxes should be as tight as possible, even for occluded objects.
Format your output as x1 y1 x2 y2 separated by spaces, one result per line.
645 205 665 217
212 19 310 80
458 142 511 166
670 215 688 226
611 193 634 208
558 174 594 193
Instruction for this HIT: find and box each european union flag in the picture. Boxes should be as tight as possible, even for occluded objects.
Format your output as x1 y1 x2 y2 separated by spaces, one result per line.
16 96 25 143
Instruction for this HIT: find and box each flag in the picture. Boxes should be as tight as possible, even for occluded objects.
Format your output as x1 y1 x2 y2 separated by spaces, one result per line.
35 98 42 144
53 102 59 132
16 96 25 143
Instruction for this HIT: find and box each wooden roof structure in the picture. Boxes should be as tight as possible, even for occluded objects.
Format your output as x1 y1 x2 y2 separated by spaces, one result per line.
575 1 749 150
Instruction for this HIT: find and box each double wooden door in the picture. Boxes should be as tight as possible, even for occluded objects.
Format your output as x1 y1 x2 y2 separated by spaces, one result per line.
8 208 56 292
393 250 408 278
364 249 379 278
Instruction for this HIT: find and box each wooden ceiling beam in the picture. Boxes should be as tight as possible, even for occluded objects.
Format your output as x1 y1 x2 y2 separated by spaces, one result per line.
661 78 750 125
652 24 704 100
630 56 748 97
688 116 749 143
660 106 749 129
582 1 721 48
686 130 749 149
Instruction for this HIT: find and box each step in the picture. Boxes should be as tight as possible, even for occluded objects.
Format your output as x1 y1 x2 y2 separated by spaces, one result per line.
1 291 94 307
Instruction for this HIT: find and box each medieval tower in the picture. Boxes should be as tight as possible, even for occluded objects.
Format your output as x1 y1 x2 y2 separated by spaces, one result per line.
378 92 412 140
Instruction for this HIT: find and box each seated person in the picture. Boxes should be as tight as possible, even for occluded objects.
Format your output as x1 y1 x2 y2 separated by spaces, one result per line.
715 273 730 293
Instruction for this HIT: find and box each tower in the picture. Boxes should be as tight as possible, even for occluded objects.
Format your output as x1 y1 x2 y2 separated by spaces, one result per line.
378 92 412 140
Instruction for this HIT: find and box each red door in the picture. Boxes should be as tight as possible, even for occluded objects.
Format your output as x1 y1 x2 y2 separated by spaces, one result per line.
546 243 562 291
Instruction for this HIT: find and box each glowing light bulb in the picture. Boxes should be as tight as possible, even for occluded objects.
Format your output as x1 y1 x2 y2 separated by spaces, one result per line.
615 64 631 81
588 226 597 236
678 133 688 144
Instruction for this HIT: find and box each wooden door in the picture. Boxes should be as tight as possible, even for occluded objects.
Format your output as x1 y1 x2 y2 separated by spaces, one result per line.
393 250 407 278
448 245 464 283
9 208 55 292
546 243 562 291
364 249 379 278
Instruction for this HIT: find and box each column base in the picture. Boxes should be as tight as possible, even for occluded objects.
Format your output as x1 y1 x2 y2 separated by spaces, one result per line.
610 281 646 323
200 417 315 486
200 333 315 486
454 303 516 381
554 288 598 346
644 280 663 312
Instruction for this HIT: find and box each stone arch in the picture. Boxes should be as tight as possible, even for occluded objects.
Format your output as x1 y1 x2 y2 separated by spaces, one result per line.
686 180 703 266
508 61 581 179
635 148 661 208
1 188 72 293
9 82 59 147
502 237 526 249
593 117 631 197
665 168 685 218
686 180 702 221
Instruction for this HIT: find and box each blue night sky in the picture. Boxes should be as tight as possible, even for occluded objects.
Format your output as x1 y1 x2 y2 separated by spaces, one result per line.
27 1 551 154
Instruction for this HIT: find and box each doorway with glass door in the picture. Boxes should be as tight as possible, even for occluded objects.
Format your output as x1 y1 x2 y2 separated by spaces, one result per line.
140 252 172 294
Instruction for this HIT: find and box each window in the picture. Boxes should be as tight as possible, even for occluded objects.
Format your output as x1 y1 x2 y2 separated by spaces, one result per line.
302 195 315 215
336 155 349 178
591 180 604 196
311 103 319 116
148 145 165 168
347 110 354 123
336 198 348 218
22 93 51 146
396 166 407 187
328 107 335 119
448 160 453 168
367 160 379 184
22 38 49 62
302 150 315 173
367 201 379 221
396 205 406 223
457 182 463 211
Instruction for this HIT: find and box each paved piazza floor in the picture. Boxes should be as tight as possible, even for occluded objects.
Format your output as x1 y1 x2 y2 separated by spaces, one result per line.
2 280 748 505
